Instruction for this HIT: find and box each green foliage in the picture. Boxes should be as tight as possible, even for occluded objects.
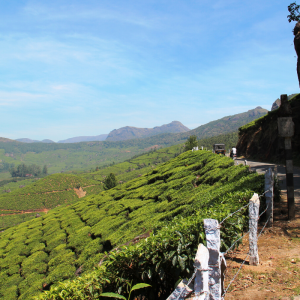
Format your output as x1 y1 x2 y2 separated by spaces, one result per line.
0 173 100 211
103 173 117 190
10 163 42 177
0 150 272 299
100 282 151 300
42 165 48 175
184 135 198 151
288 2 300 22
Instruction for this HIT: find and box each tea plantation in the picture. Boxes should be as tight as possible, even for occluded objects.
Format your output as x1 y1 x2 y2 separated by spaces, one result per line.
0 144 185 231
0 150 265 299
0 174 102 212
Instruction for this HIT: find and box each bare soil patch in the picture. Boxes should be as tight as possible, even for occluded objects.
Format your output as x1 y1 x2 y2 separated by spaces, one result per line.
0 208 49 216
74 187 86 198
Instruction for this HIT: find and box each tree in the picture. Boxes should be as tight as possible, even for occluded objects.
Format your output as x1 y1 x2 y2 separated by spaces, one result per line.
288 2 300 87
103 173 117 190
185 135 198 151
43 165 48 175
288 2 300 22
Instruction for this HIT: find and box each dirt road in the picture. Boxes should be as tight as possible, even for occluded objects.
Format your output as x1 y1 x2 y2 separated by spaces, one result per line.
223 159 300 300
236 159 300 207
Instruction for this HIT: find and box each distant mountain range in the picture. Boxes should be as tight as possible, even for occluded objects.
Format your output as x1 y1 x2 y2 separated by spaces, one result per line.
14 121 189 143
106 121 190 141
15 138 55 143
12 107 268 145
57 134 108 143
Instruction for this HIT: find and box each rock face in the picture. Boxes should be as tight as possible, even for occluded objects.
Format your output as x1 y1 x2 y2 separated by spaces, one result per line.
271 99 281 111
237 94 300 162
106 121 190 141
271 94 298 111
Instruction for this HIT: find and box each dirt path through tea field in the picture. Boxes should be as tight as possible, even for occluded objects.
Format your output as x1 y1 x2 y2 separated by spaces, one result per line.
223 159 300 299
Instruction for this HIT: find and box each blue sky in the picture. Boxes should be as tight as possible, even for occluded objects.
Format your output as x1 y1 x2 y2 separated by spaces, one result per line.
0 0 298 141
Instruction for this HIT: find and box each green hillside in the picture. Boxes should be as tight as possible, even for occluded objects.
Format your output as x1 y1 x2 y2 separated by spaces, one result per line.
0 174 100 212
0 107 265 178
0 150 265 300
0 131 239 232
0 133 239 231
0 174 103 231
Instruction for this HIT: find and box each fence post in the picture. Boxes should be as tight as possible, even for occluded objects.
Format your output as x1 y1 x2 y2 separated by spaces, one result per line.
194 244 209 299
166 279 193 300
204 219 222 299
265 168 274 227
274 165 278 179
277 94 295 220
249 193 260 266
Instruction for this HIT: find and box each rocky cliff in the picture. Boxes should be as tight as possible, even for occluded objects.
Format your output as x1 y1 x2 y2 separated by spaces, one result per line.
237 94 300 163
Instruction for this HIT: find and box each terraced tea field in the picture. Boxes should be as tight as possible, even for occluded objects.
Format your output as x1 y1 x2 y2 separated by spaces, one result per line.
0 150 266 300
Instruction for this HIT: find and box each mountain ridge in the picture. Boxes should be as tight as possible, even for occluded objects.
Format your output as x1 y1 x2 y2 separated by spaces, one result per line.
105 120 190 141
57 134 108 143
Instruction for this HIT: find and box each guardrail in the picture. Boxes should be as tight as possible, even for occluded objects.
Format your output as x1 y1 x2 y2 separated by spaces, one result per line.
166 168 274 300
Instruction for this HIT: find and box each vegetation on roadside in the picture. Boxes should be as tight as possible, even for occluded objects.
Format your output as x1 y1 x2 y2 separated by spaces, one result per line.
184 135 198 151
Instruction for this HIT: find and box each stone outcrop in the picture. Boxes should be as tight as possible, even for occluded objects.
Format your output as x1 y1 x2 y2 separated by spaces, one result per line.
237 94 300 162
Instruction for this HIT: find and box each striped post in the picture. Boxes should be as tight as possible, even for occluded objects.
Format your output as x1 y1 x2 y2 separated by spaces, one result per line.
265 168 274 227
204 219 222 299
277 94 295 220
249 193 260 266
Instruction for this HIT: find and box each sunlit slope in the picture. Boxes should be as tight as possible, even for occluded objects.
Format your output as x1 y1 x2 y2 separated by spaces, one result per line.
0 151 264 300
0 174 101 211
81 143 184 182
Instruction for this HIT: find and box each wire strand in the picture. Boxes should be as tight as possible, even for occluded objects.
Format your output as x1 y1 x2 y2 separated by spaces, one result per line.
222 211 272 297
224 230 250 255
220 189 269 226
222 252 250 297
220 202 250 225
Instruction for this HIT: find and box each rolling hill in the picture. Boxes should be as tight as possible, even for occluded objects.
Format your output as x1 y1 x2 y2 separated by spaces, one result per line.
0 150 266 300
0 131 239 231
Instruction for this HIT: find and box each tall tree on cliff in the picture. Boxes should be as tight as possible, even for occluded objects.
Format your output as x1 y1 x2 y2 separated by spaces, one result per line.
288 2 300 87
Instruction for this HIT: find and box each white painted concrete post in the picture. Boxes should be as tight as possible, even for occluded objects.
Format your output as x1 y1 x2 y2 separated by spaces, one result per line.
204 219 222 300
265 168 274 227
249 193 260 266
194 244 209 300
166 279 193 300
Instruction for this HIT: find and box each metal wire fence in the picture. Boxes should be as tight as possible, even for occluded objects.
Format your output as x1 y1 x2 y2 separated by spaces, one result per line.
168 169 275 300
